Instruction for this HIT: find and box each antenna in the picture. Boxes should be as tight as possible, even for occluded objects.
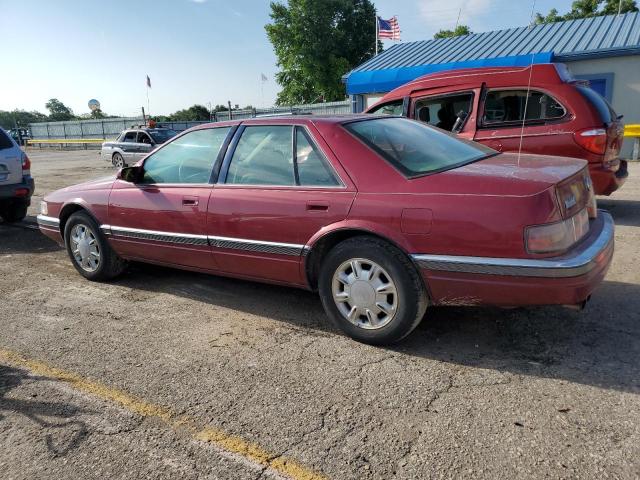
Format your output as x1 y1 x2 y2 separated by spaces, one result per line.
517 0 537 167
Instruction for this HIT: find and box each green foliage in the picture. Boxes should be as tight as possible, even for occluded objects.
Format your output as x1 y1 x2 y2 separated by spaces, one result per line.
535 0 637 24
266 0 379 105
433 25 471 39
45 98 75 121
0 110 48 129
168 104 211 121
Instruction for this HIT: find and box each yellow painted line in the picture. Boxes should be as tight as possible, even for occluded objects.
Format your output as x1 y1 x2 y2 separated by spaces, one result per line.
0 348 325 480
26 139 106 144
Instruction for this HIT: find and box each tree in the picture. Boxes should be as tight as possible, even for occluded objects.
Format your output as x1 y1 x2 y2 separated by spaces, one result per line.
433 25 471 39
266 0 378 105
45 98 75 121
0 110 48 129
168 104 211 121
90 108 107 119
535 0 637 24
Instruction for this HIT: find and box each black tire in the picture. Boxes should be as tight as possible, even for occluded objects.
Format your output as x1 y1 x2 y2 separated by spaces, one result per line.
112 152 125 168
0 199 28 223
64 211 127 281
318 236 428 345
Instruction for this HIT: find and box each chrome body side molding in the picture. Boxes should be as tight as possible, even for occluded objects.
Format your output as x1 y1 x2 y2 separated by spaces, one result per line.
412 211 614 278
105 225 308 256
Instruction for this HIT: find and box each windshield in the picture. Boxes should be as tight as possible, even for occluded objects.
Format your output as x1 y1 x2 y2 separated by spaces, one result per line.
576 85 617 124
344 117 495 178
148 129 177 143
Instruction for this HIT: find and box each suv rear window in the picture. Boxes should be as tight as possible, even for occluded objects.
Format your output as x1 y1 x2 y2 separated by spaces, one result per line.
576 85 617 124
344 117 495 178
0 129 14 150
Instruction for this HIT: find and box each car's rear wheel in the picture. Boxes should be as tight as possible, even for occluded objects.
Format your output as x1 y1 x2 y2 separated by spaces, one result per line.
112 153 125 168
318 236 428 345
64 211 127 281
0 199 28 223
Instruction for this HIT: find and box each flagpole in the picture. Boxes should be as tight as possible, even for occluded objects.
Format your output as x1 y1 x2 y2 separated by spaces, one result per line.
146 85 150 123
374 12 378 56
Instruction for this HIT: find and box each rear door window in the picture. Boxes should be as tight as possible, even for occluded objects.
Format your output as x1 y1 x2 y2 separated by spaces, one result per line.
413 92 473 132
225 126 295 186
481 90 566 126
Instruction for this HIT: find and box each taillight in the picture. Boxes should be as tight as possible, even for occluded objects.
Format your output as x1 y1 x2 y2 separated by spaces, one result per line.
21 152 31 174
526 209 589 254
574 128 607 155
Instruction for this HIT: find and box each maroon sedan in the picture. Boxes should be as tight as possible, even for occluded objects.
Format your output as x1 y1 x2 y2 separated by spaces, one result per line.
38 116 614 344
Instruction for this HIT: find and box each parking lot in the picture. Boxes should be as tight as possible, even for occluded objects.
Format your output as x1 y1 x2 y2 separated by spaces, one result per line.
1 149 639 479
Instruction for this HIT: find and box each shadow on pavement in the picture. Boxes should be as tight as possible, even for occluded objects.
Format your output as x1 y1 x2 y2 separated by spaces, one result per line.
0 217 61 255
0 364 90 456
121 262 640 394
599 199 640 227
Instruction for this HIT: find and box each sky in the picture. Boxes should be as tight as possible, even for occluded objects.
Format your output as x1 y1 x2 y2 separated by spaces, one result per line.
0 0 575 117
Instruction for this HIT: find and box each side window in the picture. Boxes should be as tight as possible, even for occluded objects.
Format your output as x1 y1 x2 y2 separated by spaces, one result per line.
413 93 473 132
482 90 566 126
137 132 152 144
122 131 137 142
225 126 294 186
141 127 230 184
295 127 340 187
369 100 403 116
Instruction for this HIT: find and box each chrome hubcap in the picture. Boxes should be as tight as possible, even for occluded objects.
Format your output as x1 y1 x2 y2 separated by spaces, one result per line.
331 258 398 330
113 155 123 168
70 224 101 272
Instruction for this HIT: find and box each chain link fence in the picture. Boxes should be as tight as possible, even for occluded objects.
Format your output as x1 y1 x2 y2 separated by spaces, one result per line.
29 100 352 141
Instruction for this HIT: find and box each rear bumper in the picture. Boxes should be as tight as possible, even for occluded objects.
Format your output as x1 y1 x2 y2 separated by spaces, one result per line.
0 176 35 202
590 161 627 196
412 211 614 307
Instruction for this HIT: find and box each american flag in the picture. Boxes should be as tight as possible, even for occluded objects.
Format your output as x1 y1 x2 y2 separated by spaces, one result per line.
377 16 400 40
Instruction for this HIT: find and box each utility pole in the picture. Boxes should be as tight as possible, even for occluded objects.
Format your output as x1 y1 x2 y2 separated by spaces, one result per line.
228 101 232 120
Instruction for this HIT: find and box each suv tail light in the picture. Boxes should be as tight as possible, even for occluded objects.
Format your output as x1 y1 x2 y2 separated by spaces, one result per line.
526 209 589 254
21 152 31 175
574 128 607 155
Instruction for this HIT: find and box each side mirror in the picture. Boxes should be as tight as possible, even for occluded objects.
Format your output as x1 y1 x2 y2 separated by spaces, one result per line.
117 165 143 183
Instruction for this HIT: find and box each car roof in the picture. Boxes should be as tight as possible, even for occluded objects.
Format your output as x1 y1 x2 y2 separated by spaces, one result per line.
190 114 373 131
379 63 565 100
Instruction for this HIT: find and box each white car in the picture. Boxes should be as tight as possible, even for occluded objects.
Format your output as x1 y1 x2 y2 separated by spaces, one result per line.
101 127 177 168
0 127 33 222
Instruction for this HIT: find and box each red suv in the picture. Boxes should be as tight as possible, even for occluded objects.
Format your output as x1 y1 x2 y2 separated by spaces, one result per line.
367 63 627 195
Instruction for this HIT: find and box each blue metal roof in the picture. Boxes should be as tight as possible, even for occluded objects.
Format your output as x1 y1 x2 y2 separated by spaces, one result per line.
345 12 640 95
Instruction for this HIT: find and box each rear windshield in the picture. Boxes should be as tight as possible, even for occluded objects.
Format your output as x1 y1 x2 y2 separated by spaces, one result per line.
343 117 495 178
576 85 617 124
0 129 14 150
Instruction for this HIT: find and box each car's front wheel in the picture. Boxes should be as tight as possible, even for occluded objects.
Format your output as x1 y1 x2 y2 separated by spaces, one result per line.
64 211 127 281
318 236 428 345
112 153 125 168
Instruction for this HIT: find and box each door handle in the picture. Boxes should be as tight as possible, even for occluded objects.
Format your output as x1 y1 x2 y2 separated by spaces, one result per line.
306 202 329 212
182 196 199 206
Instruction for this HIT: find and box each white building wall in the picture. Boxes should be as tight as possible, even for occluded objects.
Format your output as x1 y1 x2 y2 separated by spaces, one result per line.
567 55 640 158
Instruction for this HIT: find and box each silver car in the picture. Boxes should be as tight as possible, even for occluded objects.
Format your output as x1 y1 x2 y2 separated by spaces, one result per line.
101 127 177 168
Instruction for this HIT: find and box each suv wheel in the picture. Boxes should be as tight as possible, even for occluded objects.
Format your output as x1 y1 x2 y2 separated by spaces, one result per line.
64 211 127 281
0 199 28 223
318 236 428 345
